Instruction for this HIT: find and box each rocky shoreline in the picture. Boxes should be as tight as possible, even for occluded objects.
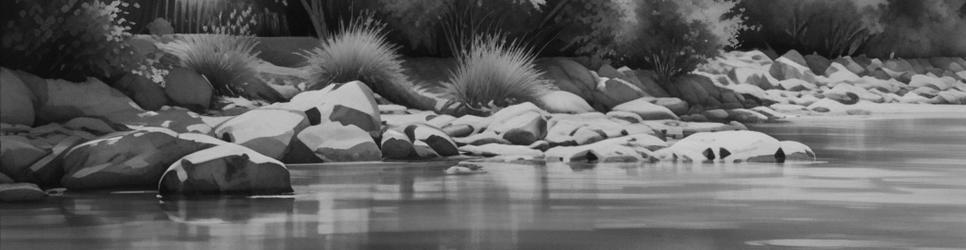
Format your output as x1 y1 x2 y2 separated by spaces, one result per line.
2 47 964 202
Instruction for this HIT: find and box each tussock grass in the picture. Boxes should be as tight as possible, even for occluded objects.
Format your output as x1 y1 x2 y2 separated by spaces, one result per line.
158 34 262 97
446 34 547 114
300 16 407 96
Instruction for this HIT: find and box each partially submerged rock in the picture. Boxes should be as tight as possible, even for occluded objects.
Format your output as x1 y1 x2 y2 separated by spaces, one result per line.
158 143 293 195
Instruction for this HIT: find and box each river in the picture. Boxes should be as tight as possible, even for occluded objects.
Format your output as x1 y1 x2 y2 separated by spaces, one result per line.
2 113 966 249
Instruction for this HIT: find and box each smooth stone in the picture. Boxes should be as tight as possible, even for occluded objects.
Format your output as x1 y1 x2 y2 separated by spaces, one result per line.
381 129 415 159
1 68 36 126
0 136 49 182
454 131 512 146
158 143 293 195
214 108 318 160
611 98 679 120
534 90 594 114
459 144 544 157
295 122 382 162
0 183 46 202
164 67 212 112
115 73 169 111
404 124 460 156
490 111 547 145
442 124 474 138
780 140 816 161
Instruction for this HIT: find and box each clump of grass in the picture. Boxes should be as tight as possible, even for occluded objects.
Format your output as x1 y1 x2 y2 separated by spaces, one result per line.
300 16 407 96
158 34 262 98
446 34 547 115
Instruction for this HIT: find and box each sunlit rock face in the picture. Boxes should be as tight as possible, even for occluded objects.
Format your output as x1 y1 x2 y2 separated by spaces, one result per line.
213 108 319 160
655 131 800 163
158 143 292 196
61 128 214 190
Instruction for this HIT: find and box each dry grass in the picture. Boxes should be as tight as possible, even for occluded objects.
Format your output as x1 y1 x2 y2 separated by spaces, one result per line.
300 16 407 96
158 34 262 97
446 34 547 114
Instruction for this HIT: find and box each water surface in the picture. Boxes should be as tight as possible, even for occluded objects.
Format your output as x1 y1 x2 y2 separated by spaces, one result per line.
3 113 966 249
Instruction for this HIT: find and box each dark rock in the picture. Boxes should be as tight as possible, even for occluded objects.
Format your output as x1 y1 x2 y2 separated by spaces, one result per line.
404 124 460 156
535 57 606 111
0 183 46 202
114 73 169 111
0 136 48 183
611 98 679 120
164 67 213 112
24 136 85 188
28 72 144 124
61 128 213 190
804 53 831 75
158 143 293 195
627 69 671 97
442 124 474 138
381 129 415 159
1 68 36 126
0 172 12 184
490 111 547 145
769 50 817 82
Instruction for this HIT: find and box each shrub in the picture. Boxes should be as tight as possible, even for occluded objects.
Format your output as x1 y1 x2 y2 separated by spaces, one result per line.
869 0 966 57
616 0 746 83
300 16 408 96
738 0 886 58
0 0 161 82
444 34 548 115
157 34 262 98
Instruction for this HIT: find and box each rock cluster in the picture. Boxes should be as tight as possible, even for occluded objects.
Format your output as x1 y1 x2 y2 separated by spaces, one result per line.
697 50 966 115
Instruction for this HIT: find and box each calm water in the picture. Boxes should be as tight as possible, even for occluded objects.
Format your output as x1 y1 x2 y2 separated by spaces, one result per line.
3 114 966 250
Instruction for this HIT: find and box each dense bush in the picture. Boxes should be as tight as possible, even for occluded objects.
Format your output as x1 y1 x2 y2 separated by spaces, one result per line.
444 34 548 115
157 34 263 98
300 16 408 97
737 0 885 58
869 0 966 57
615 0 747 83
0 0 161 82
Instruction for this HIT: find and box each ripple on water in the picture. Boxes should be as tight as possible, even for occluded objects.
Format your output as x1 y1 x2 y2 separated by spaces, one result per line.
746 239 906 248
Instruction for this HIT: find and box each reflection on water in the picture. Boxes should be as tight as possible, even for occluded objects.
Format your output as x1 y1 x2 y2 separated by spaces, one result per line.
3 114 966 249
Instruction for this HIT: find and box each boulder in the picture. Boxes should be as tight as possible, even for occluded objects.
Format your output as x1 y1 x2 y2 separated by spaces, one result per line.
851 77 903 93
114 73 169 111
607 111 643 124
214 108 319 160
127 107 213 134
824 62 861 85
164 68 213 112
778 79 816 91
489 111 547 145
780 140 816 161
378 104 408 115
459 144 544 158
158 143 293 195
0 136 49 182
627 69 672 97
381 129 415 159
912 86 940 98
769 50 817 83
909 74 951 91
832 56 866 75
31 74 144 124
804 54 831 75
898 92 931 104
825 84 881 103
426 114 457 129
702 109 730 122
442 124 474 138
22 136 85 187
287 81 382 137
0 183 46 202
545 134 665 163
64 117 125 135
729 67 777 90
656 130 785 163
635 97 690 115
612 98 679 120
0 173 12 184
726 109 768 123
61 128 213 190
534 90 594 114
598 78 646 108
404 124 460 156
1 68 36 126
535 57 605 110
454 131 511 146
294 122 382 162
938 89 966 104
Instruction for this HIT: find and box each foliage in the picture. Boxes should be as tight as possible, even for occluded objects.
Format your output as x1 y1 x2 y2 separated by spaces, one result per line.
157 34 262 97
147 18 174 35
737 0 886 58
546 0 630 61
617 0 747 83
203 5 258 35
0 0 163 82
300 15 408 99
445 34 547 115
869 0 966 57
